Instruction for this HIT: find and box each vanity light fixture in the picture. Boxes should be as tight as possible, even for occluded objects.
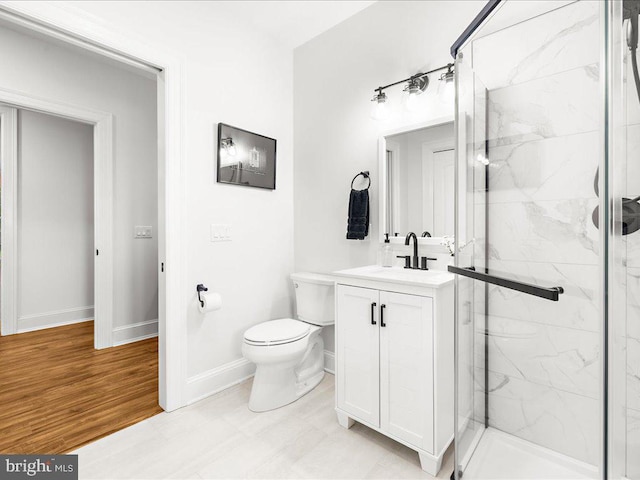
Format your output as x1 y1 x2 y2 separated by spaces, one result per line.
438 64 455 103
370 63 454 119
370 91 389 120
220 137 237 156
402 75 429 112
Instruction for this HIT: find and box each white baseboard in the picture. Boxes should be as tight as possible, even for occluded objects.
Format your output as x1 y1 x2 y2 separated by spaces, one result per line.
18 305 94 333
113 319 158 346
185 350 334 406
324 350 335 374
186 358 256 405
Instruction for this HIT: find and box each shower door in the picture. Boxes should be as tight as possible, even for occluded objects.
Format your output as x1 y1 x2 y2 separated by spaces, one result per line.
608 0 640 478
452 1 605 478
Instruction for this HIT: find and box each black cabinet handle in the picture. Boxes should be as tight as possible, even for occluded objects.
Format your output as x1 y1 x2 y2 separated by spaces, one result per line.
380 304 386 327
370 302 377 325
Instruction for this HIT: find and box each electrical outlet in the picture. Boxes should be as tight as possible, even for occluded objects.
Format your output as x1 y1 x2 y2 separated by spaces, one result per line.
134 226 153 238
210 224 232 242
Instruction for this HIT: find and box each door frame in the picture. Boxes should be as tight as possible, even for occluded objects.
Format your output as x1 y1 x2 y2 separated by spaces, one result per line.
0 1 186 411
384 140 401 235
422 143 454 236
0 105 17 337
0 94 114 349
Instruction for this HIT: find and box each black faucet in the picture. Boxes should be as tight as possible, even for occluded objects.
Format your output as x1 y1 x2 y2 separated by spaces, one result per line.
421 231 432 237
405 232 419 269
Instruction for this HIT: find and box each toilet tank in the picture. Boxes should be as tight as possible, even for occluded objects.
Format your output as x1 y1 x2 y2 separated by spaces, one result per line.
290 272 335 326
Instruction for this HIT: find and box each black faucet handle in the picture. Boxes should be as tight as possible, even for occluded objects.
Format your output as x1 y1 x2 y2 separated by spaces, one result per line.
420 257 438 270
396 255 411 269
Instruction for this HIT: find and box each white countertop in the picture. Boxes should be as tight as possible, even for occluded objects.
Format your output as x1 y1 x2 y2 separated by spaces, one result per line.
333 265 454 289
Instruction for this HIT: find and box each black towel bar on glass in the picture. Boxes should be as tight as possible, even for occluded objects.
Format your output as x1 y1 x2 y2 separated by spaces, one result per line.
448 266 564 302
351 171 370 191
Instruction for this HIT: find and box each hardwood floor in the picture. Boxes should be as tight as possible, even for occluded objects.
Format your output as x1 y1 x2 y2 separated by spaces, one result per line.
0 321 162 454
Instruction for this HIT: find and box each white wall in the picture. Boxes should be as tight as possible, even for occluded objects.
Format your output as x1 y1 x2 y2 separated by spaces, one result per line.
9 0 476 405
293 1 481 352
44 1 295 400
294 1 480 273
0 23 158 343
18 109 94 331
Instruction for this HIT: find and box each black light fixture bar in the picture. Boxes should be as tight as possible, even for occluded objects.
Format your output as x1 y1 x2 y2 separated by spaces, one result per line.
448 266 564 302
374 63 454 94
450 0 502 58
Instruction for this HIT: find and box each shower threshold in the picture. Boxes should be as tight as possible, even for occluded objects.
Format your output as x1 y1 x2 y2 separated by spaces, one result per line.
463 428 598 479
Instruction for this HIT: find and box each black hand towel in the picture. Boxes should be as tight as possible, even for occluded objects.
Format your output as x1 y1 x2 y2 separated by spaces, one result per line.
346 188 369 240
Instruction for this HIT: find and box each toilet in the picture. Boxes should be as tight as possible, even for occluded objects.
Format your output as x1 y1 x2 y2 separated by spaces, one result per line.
242 272 335 412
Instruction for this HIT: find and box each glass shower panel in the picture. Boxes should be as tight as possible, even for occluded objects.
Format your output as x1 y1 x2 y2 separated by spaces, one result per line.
453 1 603 478
609 0 640 478
453 50 489 477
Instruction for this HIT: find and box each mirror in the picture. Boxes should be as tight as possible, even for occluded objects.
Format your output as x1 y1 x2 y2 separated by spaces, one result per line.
379 118 455 242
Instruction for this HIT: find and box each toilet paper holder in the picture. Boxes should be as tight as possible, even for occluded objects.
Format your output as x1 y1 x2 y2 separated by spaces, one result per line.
196 284 208 307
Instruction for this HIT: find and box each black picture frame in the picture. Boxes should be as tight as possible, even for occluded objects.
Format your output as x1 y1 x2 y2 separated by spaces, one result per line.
216 123 277 190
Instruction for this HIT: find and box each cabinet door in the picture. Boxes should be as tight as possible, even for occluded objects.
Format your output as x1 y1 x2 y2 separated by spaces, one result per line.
379 291 434 452
336 284 380 427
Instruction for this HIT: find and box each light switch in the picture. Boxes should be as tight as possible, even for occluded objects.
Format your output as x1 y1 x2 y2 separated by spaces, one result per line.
135 226 153 238
210 224 232 242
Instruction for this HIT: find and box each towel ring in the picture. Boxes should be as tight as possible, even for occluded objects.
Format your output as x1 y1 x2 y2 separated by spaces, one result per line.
351 171 370 191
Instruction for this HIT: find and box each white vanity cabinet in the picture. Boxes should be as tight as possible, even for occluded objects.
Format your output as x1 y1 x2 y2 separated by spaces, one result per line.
333 266 454 476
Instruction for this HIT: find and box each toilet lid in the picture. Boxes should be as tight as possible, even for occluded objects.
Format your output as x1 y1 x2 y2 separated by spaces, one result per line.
244 318 311 346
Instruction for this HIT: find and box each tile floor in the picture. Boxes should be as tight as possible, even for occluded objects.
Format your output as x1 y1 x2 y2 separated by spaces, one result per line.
74 373 454 479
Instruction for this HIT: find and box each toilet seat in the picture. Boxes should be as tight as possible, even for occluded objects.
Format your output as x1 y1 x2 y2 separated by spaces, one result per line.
243 318 311 346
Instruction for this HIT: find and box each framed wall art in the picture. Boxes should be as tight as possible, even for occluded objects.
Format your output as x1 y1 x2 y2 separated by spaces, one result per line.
216 123 277 190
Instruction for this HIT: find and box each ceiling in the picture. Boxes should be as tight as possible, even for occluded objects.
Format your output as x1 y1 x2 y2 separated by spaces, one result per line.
210 1 376 49
0 0 377 77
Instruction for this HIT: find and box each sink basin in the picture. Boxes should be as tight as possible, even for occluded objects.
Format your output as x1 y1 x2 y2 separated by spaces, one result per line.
333 265 454 288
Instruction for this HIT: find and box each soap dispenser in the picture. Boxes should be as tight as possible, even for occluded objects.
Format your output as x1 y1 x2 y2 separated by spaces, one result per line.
382 233 393 267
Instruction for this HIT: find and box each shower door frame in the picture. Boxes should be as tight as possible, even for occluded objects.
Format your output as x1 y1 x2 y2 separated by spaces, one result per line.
450 1 613 478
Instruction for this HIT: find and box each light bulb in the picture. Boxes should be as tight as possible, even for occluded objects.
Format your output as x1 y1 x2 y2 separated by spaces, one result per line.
438 67 455 104
404 91 421 112
371 101 388 120
221 137 237 157
370 91 389 121
401 76 427 113
439 78 454 104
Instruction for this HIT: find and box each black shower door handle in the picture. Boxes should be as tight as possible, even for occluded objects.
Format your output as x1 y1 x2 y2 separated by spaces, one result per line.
448 266 564 302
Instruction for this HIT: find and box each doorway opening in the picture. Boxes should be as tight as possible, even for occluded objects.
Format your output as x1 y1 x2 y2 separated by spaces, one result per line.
0 16 165 452
0 0 184 415
2 107 96 337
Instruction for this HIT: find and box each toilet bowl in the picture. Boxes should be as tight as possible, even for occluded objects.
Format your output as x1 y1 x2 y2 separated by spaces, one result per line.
242 272 335 412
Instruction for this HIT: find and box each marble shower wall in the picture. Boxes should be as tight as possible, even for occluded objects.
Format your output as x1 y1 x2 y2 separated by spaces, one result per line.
469 1 601 464
625 62 640 478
